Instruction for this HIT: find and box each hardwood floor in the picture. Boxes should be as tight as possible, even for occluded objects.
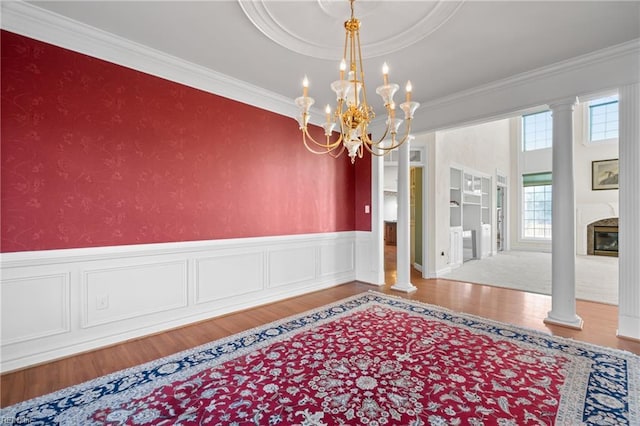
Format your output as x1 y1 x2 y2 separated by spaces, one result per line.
2 247 638 408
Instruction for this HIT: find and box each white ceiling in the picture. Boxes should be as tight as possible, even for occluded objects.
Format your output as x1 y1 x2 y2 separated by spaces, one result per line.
23 1 640 125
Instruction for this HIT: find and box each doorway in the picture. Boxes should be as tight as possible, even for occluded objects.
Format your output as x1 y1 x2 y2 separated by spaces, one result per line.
382 165 425 274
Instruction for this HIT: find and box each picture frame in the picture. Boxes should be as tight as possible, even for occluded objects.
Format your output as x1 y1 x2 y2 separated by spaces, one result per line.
592 159 619 190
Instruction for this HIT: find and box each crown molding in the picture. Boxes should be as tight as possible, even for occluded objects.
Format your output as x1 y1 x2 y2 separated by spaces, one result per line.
2 1 638 131
421 38 640 112
0 0 300 120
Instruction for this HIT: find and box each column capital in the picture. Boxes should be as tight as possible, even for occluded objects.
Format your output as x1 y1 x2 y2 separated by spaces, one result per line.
547 96 578 111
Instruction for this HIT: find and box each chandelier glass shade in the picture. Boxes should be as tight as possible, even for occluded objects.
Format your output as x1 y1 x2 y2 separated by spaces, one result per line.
295 0 419 164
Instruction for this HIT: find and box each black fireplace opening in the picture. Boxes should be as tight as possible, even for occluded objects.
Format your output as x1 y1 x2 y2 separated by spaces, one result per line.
594 226 619 257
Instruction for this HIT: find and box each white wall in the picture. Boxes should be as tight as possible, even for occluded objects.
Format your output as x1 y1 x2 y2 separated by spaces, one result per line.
574 100 619 254
383 165 399 221
426 119 512 276
510 99 619 253
383 193 398 222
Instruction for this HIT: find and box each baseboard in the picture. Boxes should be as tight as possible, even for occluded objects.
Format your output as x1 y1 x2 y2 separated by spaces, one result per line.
435 266 453 277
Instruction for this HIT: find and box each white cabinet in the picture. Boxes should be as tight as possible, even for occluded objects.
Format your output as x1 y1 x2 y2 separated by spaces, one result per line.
449 226 463 267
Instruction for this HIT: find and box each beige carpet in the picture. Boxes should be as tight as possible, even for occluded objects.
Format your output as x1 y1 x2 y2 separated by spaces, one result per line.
441 251 618 305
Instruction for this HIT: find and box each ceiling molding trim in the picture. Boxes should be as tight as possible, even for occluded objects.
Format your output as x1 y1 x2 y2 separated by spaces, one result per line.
420 38 640 111
3 1 637 132
368 38 640 136
0 1 300 119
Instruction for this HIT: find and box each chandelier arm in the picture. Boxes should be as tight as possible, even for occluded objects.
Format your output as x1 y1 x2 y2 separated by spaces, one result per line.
303 125 341 147
359 131 372 145
371 120 414 152
369 122 391 145
328 144 346 158
302 127 342 154
362 140 396 157
302 131 344 155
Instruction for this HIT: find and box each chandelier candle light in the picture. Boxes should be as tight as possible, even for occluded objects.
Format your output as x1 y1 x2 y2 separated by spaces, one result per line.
295 0 419 164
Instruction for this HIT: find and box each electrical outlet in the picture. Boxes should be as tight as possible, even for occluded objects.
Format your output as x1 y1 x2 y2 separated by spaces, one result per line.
364 205 370 214
96 294 109 310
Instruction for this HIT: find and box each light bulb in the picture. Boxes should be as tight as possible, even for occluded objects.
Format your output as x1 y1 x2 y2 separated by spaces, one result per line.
382 62 389 85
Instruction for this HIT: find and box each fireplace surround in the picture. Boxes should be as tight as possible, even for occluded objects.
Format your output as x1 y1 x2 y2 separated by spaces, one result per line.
587 218 619 257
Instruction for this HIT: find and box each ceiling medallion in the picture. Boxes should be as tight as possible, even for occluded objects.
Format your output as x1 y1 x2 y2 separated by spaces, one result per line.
239 0 463 60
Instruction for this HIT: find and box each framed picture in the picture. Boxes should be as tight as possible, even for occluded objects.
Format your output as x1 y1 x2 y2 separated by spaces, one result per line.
592 159 619 190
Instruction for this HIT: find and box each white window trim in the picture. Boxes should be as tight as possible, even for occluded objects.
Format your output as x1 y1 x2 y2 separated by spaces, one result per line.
520 173 553 241
581 91 619 146
522 110 553 152
514 115 552 250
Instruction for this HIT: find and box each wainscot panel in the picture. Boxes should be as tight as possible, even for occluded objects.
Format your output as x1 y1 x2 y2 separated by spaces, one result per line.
355 231 385 285
268 246 316 288
0 273 70 345
320 241 354 277
195 252 264 304
82 261 189 328
0 232 356 372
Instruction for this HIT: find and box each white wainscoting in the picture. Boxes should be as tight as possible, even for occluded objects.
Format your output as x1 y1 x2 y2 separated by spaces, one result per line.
0 232 357 372
355 231 385 285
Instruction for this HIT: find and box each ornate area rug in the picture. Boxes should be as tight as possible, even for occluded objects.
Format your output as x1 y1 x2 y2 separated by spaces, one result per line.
2 292 638 425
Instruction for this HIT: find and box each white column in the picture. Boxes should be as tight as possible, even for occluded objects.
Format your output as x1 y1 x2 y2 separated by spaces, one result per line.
544 98 583 329
618 83 640 340
372 155 385 285
392 138 417 293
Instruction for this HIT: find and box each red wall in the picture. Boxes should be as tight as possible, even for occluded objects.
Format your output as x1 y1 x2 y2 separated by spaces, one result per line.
354 152 372 231
1 31 369 252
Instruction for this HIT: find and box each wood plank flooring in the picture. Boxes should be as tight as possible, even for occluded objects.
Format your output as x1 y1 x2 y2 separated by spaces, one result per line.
2 249 638 408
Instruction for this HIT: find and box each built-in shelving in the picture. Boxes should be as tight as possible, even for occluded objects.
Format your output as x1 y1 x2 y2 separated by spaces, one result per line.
449 167 492 265
481 177 491 225
450 168 462 227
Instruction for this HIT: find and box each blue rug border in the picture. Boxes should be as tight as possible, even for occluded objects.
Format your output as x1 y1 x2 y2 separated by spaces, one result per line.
2 291 638 425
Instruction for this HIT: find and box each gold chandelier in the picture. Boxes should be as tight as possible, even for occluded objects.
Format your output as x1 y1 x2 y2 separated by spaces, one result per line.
295 0 419 164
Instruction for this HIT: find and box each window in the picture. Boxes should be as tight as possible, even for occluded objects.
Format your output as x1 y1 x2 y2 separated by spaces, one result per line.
522 172 552 239
522 110 552 151
589 95 618 142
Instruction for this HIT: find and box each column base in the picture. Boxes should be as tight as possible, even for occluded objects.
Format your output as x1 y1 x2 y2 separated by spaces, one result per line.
617 333 640 344
617 314 640 341
391 282 418 293
543 313 584 330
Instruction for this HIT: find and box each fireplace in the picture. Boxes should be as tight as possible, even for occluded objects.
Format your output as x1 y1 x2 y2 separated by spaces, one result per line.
594 226 618 256
587 218 618 257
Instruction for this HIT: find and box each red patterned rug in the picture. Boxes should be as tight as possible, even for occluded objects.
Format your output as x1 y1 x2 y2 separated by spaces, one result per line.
2 292 638 425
